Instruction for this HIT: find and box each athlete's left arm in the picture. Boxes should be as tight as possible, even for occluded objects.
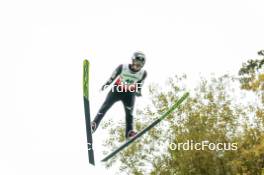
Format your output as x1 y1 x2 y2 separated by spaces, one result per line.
136 71 147 96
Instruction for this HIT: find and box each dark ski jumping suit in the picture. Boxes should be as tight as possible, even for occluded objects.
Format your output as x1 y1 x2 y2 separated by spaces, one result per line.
92 64 147 138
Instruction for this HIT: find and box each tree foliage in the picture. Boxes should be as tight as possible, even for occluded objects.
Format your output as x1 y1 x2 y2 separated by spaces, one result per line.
239 50 264 102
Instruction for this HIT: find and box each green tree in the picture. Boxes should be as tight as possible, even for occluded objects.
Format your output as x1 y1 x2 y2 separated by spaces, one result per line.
102 75 241 174
233 50 264 175
239 50 264 102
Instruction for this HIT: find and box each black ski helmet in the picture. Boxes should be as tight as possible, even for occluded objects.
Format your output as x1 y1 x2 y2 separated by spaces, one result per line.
132 51 146 66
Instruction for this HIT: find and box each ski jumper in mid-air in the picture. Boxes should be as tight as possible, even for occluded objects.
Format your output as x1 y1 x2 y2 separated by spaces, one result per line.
91 51 147 139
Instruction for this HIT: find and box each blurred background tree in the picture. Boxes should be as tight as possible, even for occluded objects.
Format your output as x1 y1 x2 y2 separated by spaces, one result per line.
102 50 264 175
239 50 264 102
235 50 264 175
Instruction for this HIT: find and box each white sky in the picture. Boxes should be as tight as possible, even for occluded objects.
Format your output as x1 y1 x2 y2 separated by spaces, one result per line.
1 0 264 174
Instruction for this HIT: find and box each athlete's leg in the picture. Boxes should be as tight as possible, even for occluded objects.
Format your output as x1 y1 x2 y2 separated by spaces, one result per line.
122 93 136 138
92 91 119 131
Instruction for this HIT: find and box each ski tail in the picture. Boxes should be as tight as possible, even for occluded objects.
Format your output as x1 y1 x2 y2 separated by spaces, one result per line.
101 92 189 162
83 59 95 165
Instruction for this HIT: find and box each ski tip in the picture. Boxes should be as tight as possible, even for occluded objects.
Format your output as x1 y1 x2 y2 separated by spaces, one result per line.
184 92 190 97
101 157 109 162
182 92 190 101
83 59 89 65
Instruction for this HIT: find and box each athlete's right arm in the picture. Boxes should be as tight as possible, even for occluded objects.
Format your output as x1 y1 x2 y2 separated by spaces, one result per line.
101 64 122 91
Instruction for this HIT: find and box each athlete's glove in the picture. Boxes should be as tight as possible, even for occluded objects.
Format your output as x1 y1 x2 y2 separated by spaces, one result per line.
100 84 107 91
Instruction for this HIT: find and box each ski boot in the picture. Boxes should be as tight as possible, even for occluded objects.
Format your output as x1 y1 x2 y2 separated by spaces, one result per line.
91 122 97 133
127 130 137 139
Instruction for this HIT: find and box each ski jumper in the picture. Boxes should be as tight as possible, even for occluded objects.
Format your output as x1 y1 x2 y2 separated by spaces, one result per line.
92 64 147 138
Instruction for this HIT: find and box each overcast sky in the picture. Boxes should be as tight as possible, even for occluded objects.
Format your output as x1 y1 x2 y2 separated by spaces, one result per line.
1 0 264 174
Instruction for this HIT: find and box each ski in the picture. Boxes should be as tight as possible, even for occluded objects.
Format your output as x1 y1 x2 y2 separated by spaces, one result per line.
83 59 95 165
101 92 189 162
